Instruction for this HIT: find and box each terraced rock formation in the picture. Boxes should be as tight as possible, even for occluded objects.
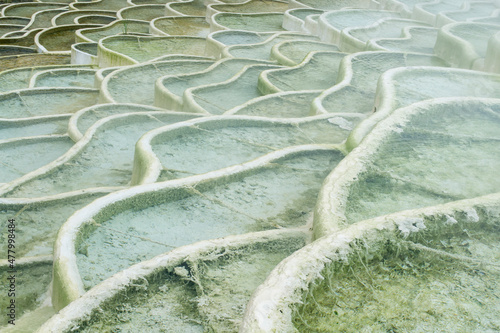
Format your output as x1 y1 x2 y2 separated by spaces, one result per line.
0 0 498 332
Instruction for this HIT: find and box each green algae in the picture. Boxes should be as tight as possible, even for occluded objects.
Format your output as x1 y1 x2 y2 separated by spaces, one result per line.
0 261 52 328
293 209 500 332
67 234 306 332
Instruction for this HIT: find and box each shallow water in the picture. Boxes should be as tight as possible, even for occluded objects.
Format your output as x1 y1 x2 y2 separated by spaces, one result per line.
53 10 114 26
350 53 446 91
274 40 339 65
228 34 318 60
73 104 197 137
350 19 429 43
152 118 348 178
448 23 500 57
102 36 207 63
232 91 320 117
119 5 166 21
446 3 498 22
32 69 97 88
39 25 95 52
345 101 500 224
0 136 73 183
1 1 499 331
24 8 67 30
168 0 206 16
0 66 88 93
288 9 324 21
79 21 150 43
0 89 99 119
210 30 272 47
321 85 374 114
373 27 439 54
0 25 24 37
215 13 286 32
189 65 281 114
419 2 460 15
77 150 342 288
391 71 500 109
0 17 30 26
0 117 69 140
71 0 130 11
2 3 66 18
7 113 193 198
73 43 97 56
76 15 116 25
296 0 366 10
323 10 401 31
159 58 264 101
321 53 447 114
103 60 213 105
212 1 288 14
472 16 500 25
263 52 345 92
0 194 104 257
152 17 210 38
